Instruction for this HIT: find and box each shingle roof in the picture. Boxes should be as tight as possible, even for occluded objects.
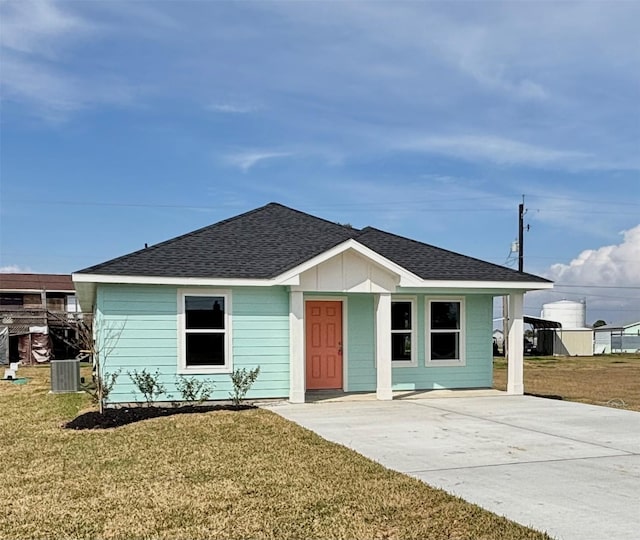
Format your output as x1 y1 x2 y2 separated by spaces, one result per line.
76 202 550 284
356 227 547 283
77 203 359 279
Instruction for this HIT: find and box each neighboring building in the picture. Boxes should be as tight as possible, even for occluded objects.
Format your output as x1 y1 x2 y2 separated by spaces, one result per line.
0 274 82 363
594 322 640 354
531 300 594 357
73 203 552 405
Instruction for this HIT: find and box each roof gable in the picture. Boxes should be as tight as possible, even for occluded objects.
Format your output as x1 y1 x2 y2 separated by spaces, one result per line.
76 202 550 285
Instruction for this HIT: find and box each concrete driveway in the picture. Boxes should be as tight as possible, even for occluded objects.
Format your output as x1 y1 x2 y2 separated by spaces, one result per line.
266 395 640 540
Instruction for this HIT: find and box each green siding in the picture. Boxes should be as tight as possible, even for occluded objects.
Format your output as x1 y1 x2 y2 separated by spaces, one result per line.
346 295 376 392
96 284 494 404
96 285 289 404
391 295 494 390
304 293 493 392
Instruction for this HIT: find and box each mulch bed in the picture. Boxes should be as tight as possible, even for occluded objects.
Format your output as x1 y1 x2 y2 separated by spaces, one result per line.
64 404 255 430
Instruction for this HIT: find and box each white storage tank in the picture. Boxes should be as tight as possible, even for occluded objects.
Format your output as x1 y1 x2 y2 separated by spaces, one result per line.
541 300 587 329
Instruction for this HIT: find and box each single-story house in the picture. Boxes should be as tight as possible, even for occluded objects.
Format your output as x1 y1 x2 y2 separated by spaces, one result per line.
73 203 552 404
594 321 640 354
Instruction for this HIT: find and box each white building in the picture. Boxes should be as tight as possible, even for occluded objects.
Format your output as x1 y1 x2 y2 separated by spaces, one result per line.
594 322 640 354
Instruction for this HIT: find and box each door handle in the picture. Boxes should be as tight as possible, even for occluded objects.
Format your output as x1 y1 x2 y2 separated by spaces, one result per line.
338 341 342 355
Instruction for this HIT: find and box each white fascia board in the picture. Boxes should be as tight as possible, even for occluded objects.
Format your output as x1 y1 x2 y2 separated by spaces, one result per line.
400 280 554 292
273 239 424 286
71 273 276 287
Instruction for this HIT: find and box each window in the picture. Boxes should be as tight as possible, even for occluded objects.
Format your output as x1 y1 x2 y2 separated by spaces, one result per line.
0 294 23 307
427 299 465 366
178 290 231 373
391 298 416 366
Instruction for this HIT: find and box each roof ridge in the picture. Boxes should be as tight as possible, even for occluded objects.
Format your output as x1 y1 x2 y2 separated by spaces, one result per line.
358 226 550 282
269 202 362 234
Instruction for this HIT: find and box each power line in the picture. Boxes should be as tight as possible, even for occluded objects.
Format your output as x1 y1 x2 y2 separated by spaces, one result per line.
528 194 640 208
554 284 640 290
3 198 640 216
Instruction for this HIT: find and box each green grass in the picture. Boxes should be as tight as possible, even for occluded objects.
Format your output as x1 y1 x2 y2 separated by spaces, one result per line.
0 365 551 540
494 353 640 411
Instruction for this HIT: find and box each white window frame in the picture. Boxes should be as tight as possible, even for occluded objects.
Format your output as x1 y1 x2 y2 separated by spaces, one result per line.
426 297 466 367
390 296 417 367
177 289 232 374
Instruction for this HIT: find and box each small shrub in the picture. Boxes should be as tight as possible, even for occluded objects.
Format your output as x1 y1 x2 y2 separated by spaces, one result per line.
128 368 166 406
229 366 260 407
82 369 121 409
176 376 215 403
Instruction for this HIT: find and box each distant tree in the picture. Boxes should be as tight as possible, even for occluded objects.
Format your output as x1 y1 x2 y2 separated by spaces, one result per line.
592 320 607 328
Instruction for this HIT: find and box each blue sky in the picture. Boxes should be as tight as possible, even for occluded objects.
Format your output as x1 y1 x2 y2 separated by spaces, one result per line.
1 0 639 325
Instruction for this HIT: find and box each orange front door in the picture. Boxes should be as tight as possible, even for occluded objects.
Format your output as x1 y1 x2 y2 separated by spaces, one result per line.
305 301 343 390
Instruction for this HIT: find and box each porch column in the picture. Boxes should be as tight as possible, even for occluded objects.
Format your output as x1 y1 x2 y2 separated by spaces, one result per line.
289 291 305 403
507 292 524 395
375 292 393 400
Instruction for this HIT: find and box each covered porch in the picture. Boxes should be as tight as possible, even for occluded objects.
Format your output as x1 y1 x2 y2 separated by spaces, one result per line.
283 242 531 403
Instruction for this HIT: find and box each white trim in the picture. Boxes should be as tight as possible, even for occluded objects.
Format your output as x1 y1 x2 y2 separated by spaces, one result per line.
74 273 276 288
426 297 466 367
73 271 552 292
375 293 393 400
303 296 348 392
390 296 417 368
507 293 524 395
275 239 423 287
289 291 305 403
177 288 233 375
399 281 553 291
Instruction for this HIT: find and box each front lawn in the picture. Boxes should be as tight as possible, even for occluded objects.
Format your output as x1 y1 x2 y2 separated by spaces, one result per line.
493 354 640 411
0 365 550 540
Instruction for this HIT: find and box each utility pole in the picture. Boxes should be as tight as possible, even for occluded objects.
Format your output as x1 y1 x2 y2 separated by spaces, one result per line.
503 196 527 358
518 196 525 272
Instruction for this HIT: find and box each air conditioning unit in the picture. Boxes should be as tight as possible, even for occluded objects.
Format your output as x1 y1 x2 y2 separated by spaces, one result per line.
51 359 80 393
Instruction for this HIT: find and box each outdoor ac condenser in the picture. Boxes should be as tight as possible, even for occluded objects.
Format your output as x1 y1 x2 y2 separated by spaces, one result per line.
51 359 81 393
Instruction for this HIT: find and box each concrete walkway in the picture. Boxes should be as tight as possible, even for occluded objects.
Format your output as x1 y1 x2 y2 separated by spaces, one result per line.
265 395 640 540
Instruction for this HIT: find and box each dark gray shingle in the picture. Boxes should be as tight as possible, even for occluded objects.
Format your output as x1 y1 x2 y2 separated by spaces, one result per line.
77 203 359 278
76 202 550 284
356 227 548 283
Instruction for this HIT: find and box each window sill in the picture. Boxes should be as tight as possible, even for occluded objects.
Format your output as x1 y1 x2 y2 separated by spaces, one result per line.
391 360 418 368
178 366 232 375
425 360 466 368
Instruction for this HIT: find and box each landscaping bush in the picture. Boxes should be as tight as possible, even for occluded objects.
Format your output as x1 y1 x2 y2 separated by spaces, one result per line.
229 366 260 407
128 368 166 406
176 376 215 403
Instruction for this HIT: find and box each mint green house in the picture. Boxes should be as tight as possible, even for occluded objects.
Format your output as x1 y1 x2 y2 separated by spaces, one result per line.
73 203 552 404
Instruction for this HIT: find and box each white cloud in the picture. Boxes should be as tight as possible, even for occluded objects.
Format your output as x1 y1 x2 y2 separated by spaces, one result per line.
1 56 137 119
397 134 589 168
0 265 33 274
547 225 640 287
527 225 640 325
224 151 293 172
0 0 139 118
206 103 258 114
0 0 91 57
